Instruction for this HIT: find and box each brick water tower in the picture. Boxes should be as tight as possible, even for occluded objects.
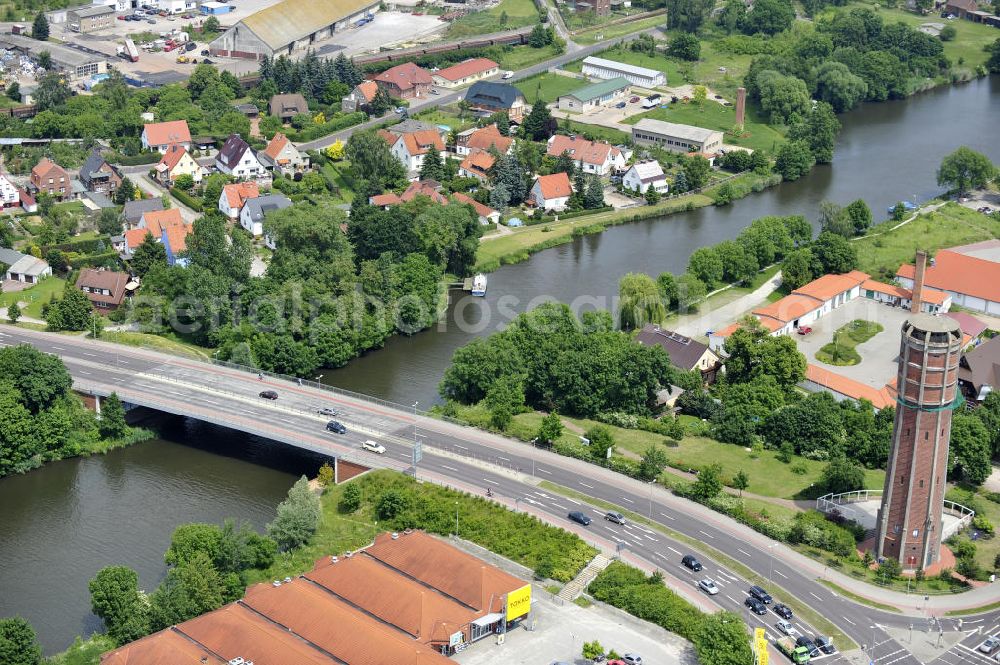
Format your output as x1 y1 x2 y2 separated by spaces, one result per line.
875 306 963 570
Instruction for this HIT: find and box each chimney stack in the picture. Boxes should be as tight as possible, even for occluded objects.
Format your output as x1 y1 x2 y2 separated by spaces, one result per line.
735 87 747 128
911 250 927 314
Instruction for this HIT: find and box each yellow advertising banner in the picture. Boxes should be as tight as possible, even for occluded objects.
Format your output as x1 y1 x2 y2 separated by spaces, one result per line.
506 584 532 622
753 628 769 665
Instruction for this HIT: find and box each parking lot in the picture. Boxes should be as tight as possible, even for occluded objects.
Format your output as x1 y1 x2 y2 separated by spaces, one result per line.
452 587 694 665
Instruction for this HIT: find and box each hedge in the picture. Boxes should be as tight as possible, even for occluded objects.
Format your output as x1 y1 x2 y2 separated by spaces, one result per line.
111 152 162 167
42 236 112 255
170 188 203 212
360 45 510 75
68 251 121 269
285 112 366 143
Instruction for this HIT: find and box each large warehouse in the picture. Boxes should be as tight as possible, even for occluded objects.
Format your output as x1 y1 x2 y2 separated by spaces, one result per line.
209 0 378 60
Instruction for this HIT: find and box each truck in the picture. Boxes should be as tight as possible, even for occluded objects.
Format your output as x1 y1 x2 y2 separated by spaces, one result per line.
641 94 662 109
116 38 139 62
776 637 810 664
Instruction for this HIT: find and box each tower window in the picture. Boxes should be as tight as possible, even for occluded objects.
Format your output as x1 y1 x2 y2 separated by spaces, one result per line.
912 529 919 537
919 480 924 488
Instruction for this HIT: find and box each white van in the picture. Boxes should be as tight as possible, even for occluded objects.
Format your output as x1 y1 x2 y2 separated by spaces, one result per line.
362 440 386 454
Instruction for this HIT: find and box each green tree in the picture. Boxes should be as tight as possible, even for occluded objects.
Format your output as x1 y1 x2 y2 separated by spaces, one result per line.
584 174 605 209
537 411 564 446
695 611 753 665
638 444 669 481
814 61 868 112
937 147 996 196
114 177 136 205
582 640 605 660
529 23 550 48
675 272 707 312
668 33 701 61
666 0 715 31
687 246 724 287
267 476 320 551
690 463 723 500
988 38 1000 74
876 557 901 584
346 130 406 194
419 146 444 181
781 248 814 290
789 102 840 164
485 374 525 431
376 488 409 520
6 301 21 324
98 207 122 236
31 12 48 40
340 482 362 512
46 287 96 333
773 140 815 181
756 71 811 125
682 154 711 190
165 523 222 567
732 469 750 496
738 0 794 35
950 413 992 487
0 617 41 665
845 199 873 235
89 566 151 646
149 552 225 630
33 72 70 111
618 272 666 329
723 317 806 390
5 81 18 102
585 425 615 462
99 392 128 439
130 232 167 277
812 230 858 274
522 98 553 141
820 456 865 493
203 15 220 33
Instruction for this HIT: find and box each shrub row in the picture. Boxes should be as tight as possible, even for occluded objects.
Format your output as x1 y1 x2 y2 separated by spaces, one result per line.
68 251 121 269
42 236 112 255
285 112 366 143
111 152 162 166
170 187 203 212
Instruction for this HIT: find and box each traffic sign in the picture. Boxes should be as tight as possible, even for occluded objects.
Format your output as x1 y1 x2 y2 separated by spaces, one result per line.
412 440 423 465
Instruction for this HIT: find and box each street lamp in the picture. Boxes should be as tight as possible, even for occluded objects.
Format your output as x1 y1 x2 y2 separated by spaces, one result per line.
454 501 459 537
412 401 419 472
648 480 655 519
870 625 877 663
767 543 776 588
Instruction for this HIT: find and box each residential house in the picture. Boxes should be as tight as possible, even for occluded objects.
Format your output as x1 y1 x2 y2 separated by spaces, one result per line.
67 4 115 33
0 172 20 207
2 249 51 284
342 80 379 113
29 159 71 200
76 268 131 311
431 58 499 88
860 279 951 314
122 198 164 229
546 135 625 176
234 103 259 118
897 242 1000 316
141 120 192 153
400 180 448 205
458 152 495 182
240 193 292 238
622 161 668 195
452 192 500 225
268 93 309 122
464 81 527 122
218 182 260 220
153 145 203 187
455 124 513 157
529 172 572 211
374 62 433 100
136 207 185 233
368 192 402 209
123 213 193 266
79 149 122 194
958 335 1000 403
634 324 721 384
556 77 630 112
944 0 978 18
215 134 267 181
389 130 446 173
259 132 310 176
18 188 36 213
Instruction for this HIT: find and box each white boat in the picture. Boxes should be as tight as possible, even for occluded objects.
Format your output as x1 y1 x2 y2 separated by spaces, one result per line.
471 273 487 297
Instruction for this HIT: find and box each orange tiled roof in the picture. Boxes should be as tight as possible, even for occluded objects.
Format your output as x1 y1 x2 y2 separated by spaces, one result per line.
401 180 448 205
792 270 869 302
370 192 403 207
434 57 498 82
100 627 227 665
452 192 497 219
377 128 398 145
401 130 445 157
752 293 823 325
222 182 260 209
157 144 190 171
897 250 1000 304
375 62 433 91
354 80 379 103
861 279 949 305
533 172 572 200
143 120 191 146
31 157 66 181
465 124 513 154
546 135 619 167
140 208 184 232
263 132 290 161
460 151 495 176
805 363 895 409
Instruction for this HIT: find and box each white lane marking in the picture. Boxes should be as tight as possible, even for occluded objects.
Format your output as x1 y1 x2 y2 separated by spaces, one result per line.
643 534 657 542
659 512 674 521
698 530 715 539
725 594 737 604
441 465 459 472
621 496 634 503
79 370 91 375
841 616 856 626
483 478 498 485
537 468 552 475
83 353 97 357
809 592 822 601
454 444 468 450
579 481 594 488
667 546 682 556
497 456 510 462
551 503 567 511
51 346 65 350
611 535 625 543
564 497 580 505
653 552 668 561
738 548 751 557
774 569 788 579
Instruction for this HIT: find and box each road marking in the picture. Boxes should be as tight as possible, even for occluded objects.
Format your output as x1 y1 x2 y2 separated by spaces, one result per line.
738 548 751 557
841 616 856 626
551 503 567 511
611 535 624 543
579 481 594 488
497 456 509 462
809 592 823 601
774 569 788 579
537 468 552 475
79 370 91 375
441 465 459 472
643 534 657 541
51 346 65 350
454 444 467 450
698 530 715 539
667 546 682 556
725 594 737 604
621 496 634 503
659 512 674 521
564 497 580 505
653 552 668 561
483 478 498 485
83 352 97 357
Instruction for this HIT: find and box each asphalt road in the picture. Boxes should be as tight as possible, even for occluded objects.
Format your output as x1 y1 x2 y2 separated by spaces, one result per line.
2 325 998 664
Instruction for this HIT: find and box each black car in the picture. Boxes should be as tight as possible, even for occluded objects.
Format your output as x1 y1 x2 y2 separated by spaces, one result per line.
682 554 702 572
796 636 817 654
744 597 767 615
748 585 772 604
568 511 592 526
259 390 278 400
813 636 835 655
772 603 793 620
201 48 210 55
326 420 347 434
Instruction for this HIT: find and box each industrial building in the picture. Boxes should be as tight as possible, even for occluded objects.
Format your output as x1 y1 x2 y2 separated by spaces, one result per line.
101 530 533 664
209 0 379 60
67 5 115 33
556 76 630 111
630 119 724 155
581 56 665 88
0 33 107 80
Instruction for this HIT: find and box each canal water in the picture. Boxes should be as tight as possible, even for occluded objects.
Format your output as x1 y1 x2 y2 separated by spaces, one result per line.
0 76 997 654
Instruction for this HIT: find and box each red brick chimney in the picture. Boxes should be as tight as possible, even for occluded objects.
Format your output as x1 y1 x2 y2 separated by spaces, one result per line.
911 250 927 314
735 87 747 128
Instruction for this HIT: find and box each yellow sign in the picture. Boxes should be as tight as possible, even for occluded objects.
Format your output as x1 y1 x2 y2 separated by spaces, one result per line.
753 628 769 665
506 584 532 621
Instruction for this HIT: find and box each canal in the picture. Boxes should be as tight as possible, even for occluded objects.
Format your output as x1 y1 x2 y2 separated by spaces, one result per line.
0 76 997 654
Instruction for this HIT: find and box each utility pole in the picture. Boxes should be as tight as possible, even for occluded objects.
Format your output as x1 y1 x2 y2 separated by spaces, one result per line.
411 401 421 473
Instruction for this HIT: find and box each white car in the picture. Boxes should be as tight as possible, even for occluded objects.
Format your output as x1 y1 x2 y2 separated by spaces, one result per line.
502 70 513 79
697 579 719 595
362 440 386 454
776 620 799 637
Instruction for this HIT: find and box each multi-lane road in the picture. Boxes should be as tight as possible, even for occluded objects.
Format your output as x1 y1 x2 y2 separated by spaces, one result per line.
2 325 999 664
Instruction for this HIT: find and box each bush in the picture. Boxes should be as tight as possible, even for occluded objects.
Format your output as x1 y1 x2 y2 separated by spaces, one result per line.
170 187 204 212
111 152 162 166
588 562 704 640
788 510 858 557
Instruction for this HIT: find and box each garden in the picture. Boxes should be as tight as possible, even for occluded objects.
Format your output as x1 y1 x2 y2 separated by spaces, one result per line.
815 319 883 366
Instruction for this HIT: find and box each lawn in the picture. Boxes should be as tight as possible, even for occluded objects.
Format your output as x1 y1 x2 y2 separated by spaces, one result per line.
853 203 1000 280
557 117 631 144
515 72 587 103
100 331 212 360
498 42 564 71
445 0 541 38
412 107 473 132
815 319 883 366
572 15 665 44
622 97 787 155
0 276 66 319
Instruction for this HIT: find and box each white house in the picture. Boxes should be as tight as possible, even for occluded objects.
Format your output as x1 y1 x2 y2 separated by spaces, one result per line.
218 182 260 220
240 194 292 237
529 172 572 211
622 161 668 195
157 0 193 14
140 120 192 153
390 130 446 173
215 134 267 181
0 172 20 207
546 135 625 176
92 0 132 14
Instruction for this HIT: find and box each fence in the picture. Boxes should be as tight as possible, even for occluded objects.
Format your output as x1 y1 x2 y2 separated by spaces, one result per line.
817 489 975 541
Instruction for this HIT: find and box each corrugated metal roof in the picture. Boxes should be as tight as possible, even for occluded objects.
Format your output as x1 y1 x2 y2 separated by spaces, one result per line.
583 56 662 80
562 76 630 103
240 0 376 50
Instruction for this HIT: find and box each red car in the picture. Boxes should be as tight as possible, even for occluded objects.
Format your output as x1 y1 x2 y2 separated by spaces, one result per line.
797 326 813 335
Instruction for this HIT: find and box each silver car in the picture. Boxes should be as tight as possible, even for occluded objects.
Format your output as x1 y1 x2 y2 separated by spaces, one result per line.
698 579 719 595
776 620 799 637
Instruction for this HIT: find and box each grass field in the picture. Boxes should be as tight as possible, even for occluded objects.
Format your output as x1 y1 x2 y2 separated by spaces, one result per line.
572 15 665 44
498 42 564 70
515 72 587 103
100 331 212 360
0 276 65 319
445 0 541 38
853 203 1000 280
557 117 631 144
815 319 883 366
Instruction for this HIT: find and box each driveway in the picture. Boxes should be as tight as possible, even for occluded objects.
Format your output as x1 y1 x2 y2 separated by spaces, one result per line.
672 270 783 338
133 174 199 223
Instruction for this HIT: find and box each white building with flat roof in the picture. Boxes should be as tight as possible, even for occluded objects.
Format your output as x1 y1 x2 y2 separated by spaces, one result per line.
581 56 666 88
631 119 724 154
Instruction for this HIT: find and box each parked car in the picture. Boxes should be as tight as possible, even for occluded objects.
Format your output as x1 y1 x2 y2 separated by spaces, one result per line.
745 597 767 615
147 18 156 23
502 70 514 79
317 407 339 416
202 58 214 64
814 636 835 655
748 585 773 604
698 579 719 595
981 636 1000 654
117 15 127 20
325 420 347 434
629 96 640 103
796 326 812 335
615 101 626 108
622 655 642 665
362 439 385 454
796 636 817 654
776 620 798 636
568 511 592 526
773 603 793 619
258 390 278 400
681 554 702 571
185 41 197 51
201 48 210 55
604 511 626 525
